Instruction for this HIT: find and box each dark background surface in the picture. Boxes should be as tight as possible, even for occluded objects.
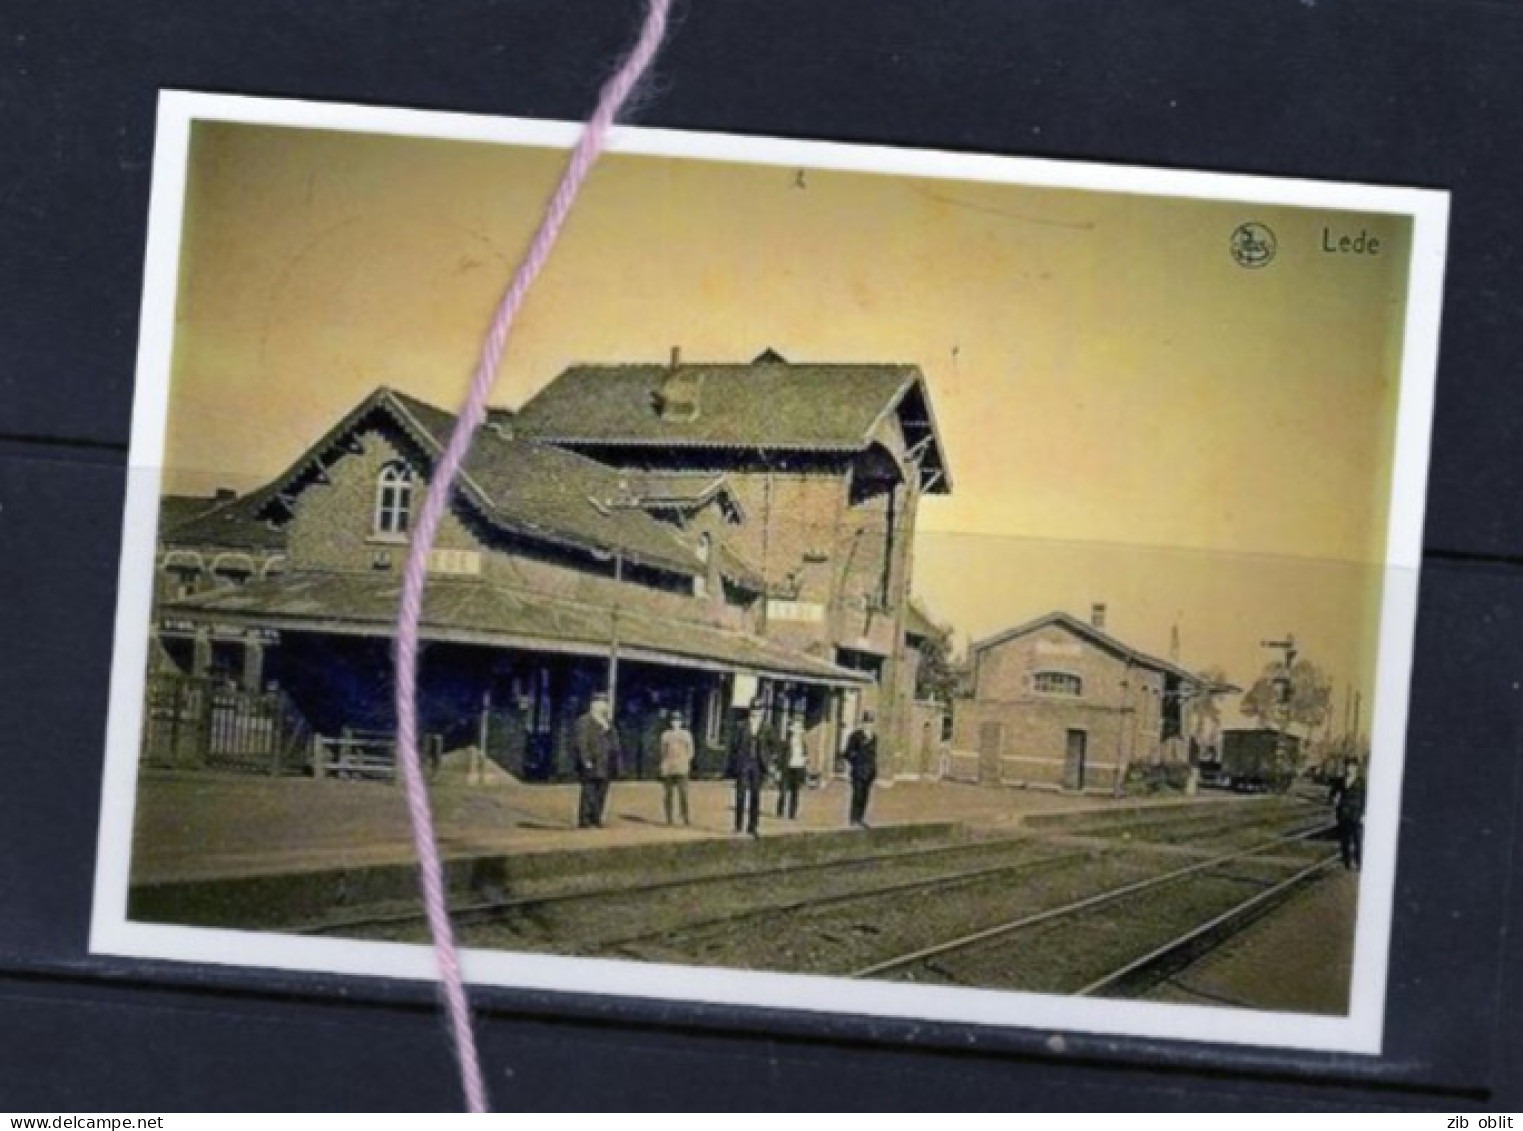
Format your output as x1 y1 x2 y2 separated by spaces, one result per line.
3 0 1523 1112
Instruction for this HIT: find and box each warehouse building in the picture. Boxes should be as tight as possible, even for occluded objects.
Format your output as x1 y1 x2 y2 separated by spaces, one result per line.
950 605 1232 793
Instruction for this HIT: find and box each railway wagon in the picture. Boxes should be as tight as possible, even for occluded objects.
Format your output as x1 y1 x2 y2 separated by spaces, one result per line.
1208 728 1298 793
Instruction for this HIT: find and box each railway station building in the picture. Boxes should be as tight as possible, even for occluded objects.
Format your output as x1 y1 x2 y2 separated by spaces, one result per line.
147 350 952 781
949 605 1233 793
513 347 952 776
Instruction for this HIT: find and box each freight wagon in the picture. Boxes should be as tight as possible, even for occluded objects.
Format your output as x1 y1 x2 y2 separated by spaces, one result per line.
1201 727 1298 793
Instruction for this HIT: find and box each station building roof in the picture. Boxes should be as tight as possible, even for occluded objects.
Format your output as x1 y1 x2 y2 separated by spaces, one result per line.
513 349 952 494
166 571 870 688
253 386 762 589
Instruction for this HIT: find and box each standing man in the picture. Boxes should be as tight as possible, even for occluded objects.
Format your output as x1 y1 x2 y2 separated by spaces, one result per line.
573 692 620 829
1329 760 1367 871
659 711 695 826
728 701 774 838
776 718 809 820
843 712 879 828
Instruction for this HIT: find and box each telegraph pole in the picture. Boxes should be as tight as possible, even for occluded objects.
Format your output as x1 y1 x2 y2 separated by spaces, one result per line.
1260 633 1298 781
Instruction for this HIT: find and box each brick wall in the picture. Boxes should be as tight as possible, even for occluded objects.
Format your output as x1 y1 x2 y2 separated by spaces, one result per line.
286 423 477 572
953 696 1125 790
532 420 926 768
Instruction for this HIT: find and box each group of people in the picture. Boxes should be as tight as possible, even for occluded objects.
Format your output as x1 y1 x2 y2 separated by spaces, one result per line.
572 693 704 829
727 700 879 836
571 692 881 836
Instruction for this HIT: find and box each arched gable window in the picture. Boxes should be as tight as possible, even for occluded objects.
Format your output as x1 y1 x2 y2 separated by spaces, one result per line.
374 462 414 537
1033 671 1083 697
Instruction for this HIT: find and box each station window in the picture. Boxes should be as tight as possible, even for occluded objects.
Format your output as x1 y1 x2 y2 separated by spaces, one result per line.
374 461 414 537
705 685 726 745
1033 671 1083 697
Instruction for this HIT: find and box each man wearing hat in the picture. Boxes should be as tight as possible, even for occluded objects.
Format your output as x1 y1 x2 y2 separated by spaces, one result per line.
727 700 776 837
1329 759 1367 871
843 712 879 828
573 691 620 829
658 711 696 826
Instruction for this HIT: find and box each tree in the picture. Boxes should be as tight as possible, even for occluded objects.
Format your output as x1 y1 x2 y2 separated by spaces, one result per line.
913 626 960 706
1193 665 1229 730
1240 658 1333 743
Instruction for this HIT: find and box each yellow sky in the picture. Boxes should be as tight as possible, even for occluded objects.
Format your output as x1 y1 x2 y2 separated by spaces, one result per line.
163 120 1415 720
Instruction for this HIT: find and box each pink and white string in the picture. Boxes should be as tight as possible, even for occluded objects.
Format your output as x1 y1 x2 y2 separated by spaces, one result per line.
391 0 673 1111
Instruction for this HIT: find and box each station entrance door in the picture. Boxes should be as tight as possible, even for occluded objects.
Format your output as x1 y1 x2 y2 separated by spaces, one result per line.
1063 729 1088 791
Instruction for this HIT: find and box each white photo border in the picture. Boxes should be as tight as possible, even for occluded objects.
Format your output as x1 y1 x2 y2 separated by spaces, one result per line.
90 90 1450 1058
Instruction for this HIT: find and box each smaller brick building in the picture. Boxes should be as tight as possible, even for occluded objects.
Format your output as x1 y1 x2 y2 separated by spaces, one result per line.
951 606 1232 793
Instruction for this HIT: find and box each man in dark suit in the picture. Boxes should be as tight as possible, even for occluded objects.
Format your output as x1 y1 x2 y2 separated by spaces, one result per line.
844 712 879 828
1329 760 1367 871
728 701 775 838
573 692 620 829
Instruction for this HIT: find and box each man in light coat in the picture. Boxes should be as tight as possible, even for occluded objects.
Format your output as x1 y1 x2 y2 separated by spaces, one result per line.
658 711 696 826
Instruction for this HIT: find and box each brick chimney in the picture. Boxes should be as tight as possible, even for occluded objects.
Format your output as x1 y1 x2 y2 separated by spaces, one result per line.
653 352 702 423
1091 602 1108 630
483 406 515 439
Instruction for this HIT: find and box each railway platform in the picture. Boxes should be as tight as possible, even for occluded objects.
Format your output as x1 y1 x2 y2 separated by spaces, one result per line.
130 770 1267 885
126 771 1273 929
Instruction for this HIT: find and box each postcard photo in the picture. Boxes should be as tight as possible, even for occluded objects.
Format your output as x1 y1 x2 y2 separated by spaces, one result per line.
92 92 1447 1056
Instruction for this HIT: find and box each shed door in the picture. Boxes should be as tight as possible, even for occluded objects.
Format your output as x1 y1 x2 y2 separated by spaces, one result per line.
978 722 1003 784
1063 729 1087 791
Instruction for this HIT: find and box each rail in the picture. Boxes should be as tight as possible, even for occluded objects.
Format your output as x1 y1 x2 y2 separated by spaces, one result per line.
300 831 1046 935
1075 853 1339 997
849 823 1334 979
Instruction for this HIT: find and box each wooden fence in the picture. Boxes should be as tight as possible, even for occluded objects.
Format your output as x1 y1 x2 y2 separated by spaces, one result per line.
142 675 313 775
311 730 443 781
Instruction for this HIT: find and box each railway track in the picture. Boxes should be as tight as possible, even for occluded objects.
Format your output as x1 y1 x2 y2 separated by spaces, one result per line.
1042 799 1314 846
306 798 1313 940
576 845 1097 955
589 815 1332 975
1076 854 1339 998
323 801 1342 1005
302 830 1071 938
850 826 1337 995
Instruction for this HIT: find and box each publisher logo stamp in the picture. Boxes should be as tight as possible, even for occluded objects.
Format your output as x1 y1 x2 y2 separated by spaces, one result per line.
1230 222 1277 269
